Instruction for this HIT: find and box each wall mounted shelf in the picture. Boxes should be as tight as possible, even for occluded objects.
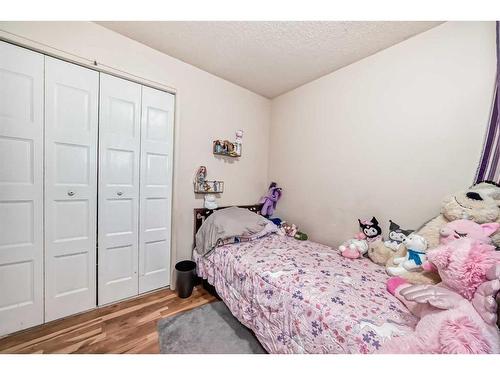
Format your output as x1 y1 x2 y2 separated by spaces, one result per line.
213 151 240 158
194 180 224 194
213 139 241 158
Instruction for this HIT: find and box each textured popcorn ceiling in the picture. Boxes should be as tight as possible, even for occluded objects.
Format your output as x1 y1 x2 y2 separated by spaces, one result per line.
96 21 443 98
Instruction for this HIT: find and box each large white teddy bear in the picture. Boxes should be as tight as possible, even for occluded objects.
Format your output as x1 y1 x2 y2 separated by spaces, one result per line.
417 181 500 248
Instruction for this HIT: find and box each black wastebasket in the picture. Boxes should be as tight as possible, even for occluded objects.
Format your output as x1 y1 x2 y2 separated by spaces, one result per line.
175 260 196 298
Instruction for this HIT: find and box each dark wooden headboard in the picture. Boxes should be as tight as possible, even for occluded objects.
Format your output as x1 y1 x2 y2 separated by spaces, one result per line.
193 204 264 244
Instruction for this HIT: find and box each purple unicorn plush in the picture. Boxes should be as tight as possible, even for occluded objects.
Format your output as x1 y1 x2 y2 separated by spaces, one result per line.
260 182 282 217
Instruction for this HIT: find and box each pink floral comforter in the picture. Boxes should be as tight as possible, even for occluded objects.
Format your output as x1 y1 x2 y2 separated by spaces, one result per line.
194 234 417 354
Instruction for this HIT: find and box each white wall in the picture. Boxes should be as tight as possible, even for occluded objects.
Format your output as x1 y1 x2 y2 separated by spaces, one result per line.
0 21 271 282
269 21 496 247
1 21 495 278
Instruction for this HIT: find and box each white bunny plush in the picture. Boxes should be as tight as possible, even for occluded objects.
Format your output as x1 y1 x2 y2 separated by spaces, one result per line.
387 234 428 276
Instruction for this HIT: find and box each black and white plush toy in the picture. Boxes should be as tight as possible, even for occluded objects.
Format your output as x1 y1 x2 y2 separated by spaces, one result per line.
384 220 413 251
358 217 382 242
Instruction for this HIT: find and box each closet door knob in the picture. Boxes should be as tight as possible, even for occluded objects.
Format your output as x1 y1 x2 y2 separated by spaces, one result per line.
117 191 123 196
67 190 75 197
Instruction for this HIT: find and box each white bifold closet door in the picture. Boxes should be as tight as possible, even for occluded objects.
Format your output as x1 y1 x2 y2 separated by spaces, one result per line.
98 78 174 304
44 57 99 321
139 86 174 293
98 74 141 305
0 42 44 336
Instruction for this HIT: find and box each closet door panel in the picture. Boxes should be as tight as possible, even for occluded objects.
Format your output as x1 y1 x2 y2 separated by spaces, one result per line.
0 42 44 336
98 74 141 305
139 87 174 293
44 57 98 321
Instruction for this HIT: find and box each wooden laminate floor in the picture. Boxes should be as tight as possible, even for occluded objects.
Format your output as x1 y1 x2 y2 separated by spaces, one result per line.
0 286 217 354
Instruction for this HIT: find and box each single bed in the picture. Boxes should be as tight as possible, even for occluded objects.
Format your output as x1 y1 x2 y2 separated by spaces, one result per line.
193 205 419 353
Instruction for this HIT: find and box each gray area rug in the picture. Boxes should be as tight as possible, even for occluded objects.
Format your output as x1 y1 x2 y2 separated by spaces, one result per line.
157 301 266 354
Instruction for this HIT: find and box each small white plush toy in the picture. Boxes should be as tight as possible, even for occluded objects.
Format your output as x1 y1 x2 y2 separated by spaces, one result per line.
204 194 218 210
339 239 369 259
387 233 428 276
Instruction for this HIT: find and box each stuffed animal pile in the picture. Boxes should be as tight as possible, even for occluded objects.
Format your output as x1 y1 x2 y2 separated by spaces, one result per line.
337 181 500 353
260 184 308 241
362 181 500 284
382 238 500 353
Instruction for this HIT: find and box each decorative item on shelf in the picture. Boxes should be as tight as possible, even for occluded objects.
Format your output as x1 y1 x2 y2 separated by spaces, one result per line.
213 129 243 157
204 194 218 209
234 129 243 157
193 166 224 194
224 140 235 155
194 180 224 194
213 140 223 154
195 166 207 187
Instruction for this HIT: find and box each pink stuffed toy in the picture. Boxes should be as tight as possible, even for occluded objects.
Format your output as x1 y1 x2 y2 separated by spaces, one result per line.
383 238 500 353
473 264 500 326
420 220 498 275
439 219 499 245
